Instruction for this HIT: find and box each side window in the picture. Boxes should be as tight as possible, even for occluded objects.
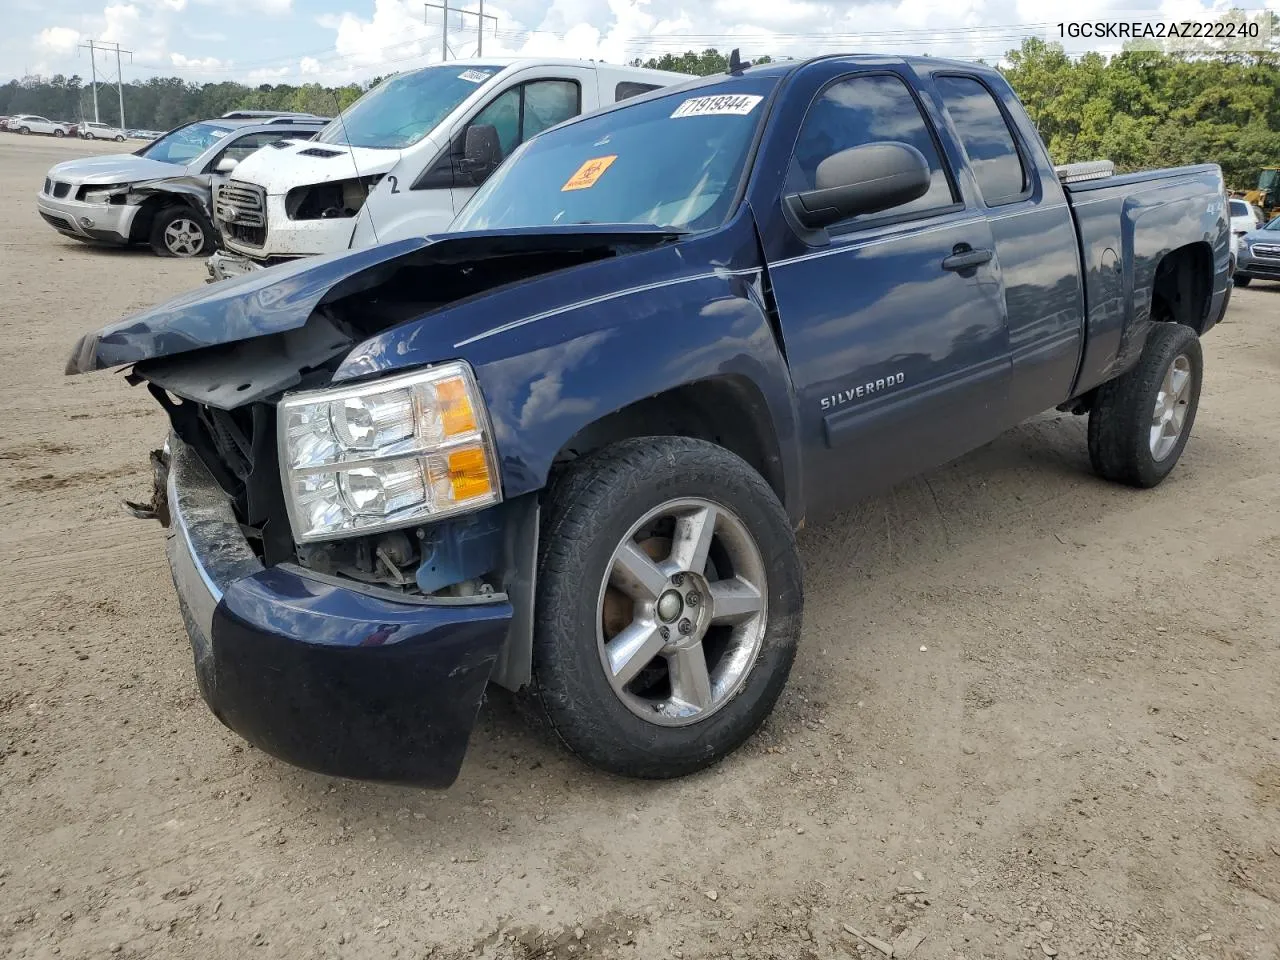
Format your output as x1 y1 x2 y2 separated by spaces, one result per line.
211 131 280 170
469 79 581 162
471 87 521 158
934 75 1027 206
786 74 956 226
522 80 579 139
615 81 661 102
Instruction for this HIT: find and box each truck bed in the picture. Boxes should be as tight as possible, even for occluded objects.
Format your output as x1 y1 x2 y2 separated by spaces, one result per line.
1064 163 1229 396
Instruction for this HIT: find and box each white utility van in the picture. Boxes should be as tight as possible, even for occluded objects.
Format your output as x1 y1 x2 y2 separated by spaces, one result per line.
207 58 689 278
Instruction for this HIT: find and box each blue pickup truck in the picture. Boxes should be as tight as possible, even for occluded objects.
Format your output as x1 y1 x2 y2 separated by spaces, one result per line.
68 55 1232 787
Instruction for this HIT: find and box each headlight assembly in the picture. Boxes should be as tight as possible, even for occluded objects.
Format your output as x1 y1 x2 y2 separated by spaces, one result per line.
80 184 129 204
277 363 501 542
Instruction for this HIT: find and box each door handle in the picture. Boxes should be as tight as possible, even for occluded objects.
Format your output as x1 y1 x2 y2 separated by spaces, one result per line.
942 247 994 271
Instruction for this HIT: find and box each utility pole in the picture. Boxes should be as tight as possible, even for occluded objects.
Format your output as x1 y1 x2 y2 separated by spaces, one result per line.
78 40 131 126
112 42 132 130
79 39 99 122
424 2 497 60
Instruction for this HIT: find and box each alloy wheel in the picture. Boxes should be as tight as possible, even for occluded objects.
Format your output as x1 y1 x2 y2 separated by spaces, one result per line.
595 497 768 726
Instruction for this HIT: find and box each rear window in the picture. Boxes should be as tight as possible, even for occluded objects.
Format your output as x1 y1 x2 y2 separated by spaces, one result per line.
1230 199 1248 216
934 75 1027 205
615 81 662 102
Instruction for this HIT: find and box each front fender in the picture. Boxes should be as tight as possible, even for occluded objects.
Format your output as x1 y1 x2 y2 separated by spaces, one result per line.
486 270 800 517
342 265 802 524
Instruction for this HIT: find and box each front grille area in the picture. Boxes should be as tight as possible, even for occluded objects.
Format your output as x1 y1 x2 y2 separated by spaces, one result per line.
214 180 267 248
1251 244 1280 260
40 211 72 230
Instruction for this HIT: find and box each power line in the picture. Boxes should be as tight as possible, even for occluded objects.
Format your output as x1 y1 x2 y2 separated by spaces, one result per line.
119 20 1071 81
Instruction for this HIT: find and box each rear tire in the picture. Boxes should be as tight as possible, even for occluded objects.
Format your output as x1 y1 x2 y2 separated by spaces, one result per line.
1234 275 1252 287
148 204 215 258
1088 322 1203 488
531 437 803 779
54 128 65 138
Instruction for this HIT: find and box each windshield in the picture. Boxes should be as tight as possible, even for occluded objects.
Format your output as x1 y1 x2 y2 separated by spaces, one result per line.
140 121 234 164
452 79 777 234
1260 169 1278 191
316 64 501 149
1230 199 1248 216
1264 216 1280 231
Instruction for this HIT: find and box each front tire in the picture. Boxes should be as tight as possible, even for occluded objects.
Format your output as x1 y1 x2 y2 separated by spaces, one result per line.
1234 275 1252 288
149 204 215 258
18 126 29 135
1088 322 1203 488
54 128 65 138
114 134 125 142
531 437 802 779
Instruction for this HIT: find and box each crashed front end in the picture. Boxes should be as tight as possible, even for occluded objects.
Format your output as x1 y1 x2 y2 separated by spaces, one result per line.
64 238 548 787
37 177 146 245
37 174 214 246
158 431 513 787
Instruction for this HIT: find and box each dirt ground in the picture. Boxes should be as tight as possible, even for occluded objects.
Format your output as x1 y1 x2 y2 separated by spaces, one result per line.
2 133 1280 960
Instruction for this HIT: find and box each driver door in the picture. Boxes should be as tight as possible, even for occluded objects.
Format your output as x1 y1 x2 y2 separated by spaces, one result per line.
764 69 1012 518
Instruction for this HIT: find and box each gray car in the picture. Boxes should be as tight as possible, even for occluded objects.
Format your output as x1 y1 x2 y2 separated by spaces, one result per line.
37 115 326 257
1234 217 1280 287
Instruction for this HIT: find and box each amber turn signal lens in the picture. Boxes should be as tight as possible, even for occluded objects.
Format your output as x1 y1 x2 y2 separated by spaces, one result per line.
447 447 492 501
436 376 477 437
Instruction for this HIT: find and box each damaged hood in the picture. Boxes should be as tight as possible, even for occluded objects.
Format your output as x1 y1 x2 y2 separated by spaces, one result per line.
66 237 431 374
65 224 683 376
229 140 406 193
48 153 183 186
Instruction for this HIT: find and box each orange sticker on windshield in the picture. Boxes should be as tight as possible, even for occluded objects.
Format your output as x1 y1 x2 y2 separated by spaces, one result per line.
562 155 617 192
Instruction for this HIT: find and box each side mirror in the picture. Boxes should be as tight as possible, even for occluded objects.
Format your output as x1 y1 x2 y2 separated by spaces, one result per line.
214 156 239 174
460 124 503 185
785 141 931 231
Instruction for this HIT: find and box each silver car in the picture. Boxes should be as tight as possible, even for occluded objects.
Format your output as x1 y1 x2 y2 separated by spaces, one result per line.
1234 217 1280 287
36 115 325 257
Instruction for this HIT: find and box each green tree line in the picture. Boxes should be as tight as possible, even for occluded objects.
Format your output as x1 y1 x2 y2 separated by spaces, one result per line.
4 39 1279 190
636 41 1280 191
0 74 372 132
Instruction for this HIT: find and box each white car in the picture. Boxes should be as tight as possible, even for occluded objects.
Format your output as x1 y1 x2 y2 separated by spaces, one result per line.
207 58 690 278
1230 198 1264 242
7 115 74 137
81 121 127 141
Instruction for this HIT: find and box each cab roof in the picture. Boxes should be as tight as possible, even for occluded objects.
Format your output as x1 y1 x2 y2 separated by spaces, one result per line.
401 57 690 81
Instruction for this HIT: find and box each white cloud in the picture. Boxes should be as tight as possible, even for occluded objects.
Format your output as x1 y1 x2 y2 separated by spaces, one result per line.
328 0 438 67
300 56 323 74
36 26 82 54
246 65 292 81
171 52 227 68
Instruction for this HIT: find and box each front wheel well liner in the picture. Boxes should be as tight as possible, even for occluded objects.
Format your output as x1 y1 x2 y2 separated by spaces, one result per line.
549 377 787 509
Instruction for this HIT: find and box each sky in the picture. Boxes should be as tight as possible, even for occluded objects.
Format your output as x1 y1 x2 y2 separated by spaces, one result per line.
4 0 1278 86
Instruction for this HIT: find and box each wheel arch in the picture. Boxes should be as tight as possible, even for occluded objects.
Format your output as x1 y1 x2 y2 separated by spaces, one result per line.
548 375 789 511
1151 240 1214 332
127 195 172 243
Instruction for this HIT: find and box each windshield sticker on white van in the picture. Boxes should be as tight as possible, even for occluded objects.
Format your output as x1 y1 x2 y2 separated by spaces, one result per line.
458 69 492 83
670 94 763 119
